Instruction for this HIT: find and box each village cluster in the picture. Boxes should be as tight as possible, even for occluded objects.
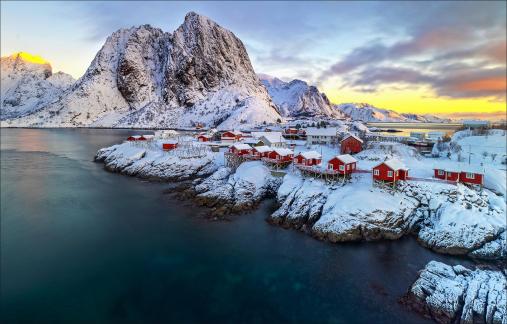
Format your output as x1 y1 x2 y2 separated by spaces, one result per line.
126 125 486 187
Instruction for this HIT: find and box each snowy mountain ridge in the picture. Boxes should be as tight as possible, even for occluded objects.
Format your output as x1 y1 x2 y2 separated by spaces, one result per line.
1 12 281 128
1 52 75 120
335 103 449 123
259 74 342 118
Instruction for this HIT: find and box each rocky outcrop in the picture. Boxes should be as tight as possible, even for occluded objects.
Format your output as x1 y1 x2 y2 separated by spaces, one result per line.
94 140 219 181
269 175 506 260
3 12 280 128
402 261 506 324
335 103 448 123
189 162 281 217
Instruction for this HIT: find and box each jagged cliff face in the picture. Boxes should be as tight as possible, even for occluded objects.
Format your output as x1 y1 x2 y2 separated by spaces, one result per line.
259 74 341 118
2 12 280 128
0 53 75 120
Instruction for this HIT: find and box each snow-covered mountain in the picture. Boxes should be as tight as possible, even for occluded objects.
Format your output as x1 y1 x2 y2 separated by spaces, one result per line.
336 103 448 123
2 12 280 128
259 74 342 118
1 52 75 120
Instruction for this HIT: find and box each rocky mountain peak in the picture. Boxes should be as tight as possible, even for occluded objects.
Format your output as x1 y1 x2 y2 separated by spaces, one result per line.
3 12 280 128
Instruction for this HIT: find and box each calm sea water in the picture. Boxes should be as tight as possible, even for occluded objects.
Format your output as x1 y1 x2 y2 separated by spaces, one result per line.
367 122 462 137
1 128 472 323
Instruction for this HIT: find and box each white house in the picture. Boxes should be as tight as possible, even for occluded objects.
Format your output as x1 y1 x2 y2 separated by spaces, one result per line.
305 127 338 145
251 131 287 147
462 120 490 129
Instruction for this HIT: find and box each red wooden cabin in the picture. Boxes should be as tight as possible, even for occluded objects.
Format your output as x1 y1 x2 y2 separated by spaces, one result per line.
251 146 272 158
127 135 141 141
162 142 178 150
434 168 460 181
197 134 211 142
340 134 363 154
373 159 408 182
229 143 252 156
137 135 147 141
294 151 322 166
433 166 484 185
327 154 358 175
266 148 294 162
221 131 243 142
285 128 298 135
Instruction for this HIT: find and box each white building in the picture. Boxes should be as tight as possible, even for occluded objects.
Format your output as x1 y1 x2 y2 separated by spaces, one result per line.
251 132 286 147
305 127 338 145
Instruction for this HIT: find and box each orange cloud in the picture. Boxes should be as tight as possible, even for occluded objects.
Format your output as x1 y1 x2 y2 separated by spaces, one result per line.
453 76 506 93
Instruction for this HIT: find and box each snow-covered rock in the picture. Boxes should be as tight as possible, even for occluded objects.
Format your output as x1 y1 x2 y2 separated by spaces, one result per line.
403 261 506 324
336 103 448 123
94 139 219 181
3 12 281 128
269 174 506 260
192 161 281 215
1 52 75 120
259 74 341 118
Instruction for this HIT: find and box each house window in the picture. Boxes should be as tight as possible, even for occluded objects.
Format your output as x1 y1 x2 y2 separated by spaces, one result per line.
339 165 344 171
447 172 452 177
328 164 333 170
387 171 393 177
374 169 379 176
438 170 444 175
466 173 475 179
396 171 399 176
346 164 350 170
302 158 306 164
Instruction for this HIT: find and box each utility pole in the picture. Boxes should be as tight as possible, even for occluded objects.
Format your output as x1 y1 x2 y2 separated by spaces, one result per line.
468 144 472 164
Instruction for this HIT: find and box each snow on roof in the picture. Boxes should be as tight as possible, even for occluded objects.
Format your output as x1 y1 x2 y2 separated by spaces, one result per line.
299 150 322 159
433 164 484 174
143 135 155 139
130 135 142 139
223 130 242 136
232 143 252 150
253 145 272 153
305 127 337 136
341 134 363 143
164 140 178 144
376 158 408 171
198 134 211 137
333 154 357 164
257 132 286 144
273 148 293 156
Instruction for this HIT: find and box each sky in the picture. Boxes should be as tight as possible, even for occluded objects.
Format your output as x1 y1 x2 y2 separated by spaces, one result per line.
1 1 506 119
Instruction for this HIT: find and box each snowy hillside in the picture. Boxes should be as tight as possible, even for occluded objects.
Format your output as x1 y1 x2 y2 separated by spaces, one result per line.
336 103 448 123
0 53 75 120
2 12 281 129
259 74 342 118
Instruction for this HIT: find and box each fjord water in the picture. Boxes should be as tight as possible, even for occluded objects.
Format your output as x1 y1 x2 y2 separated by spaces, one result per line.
1 129 469 323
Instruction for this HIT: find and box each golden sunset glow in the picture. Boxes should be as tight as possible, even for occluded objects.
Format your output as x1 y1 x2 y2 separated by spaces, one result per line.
16 52 49 65
323 84 506 119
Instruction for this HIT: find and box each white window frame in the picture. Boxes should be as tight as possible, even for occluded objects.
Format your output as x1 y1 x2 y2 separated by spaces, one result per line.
328 163 333 170
438 170 444 175
346 164 350 170
374 169 379 176
339 165 345 171
466 172 475 179
387 171 393 177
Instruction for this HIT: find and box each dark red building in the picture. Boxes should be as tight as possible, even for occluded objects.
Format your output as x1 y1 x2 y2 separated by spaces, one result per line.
229 143 252 156
221 131 243 142
266 148 294 163
294 151 322 166
340 134 363 154
433 166 484 185
197 134 211 142
162 142 178 150
373 159 408 182
327 154 358 175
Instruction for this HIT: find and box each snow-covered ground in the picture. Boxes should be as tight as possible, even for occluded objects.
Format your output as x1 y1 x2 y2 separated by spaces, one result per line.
95 132 506 260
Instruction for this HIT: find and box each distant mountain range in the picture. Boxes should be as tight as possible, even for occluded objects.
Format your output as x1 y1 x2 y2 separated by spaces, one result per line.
335 103 450 123
1 12 451 128
258 74 343 119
